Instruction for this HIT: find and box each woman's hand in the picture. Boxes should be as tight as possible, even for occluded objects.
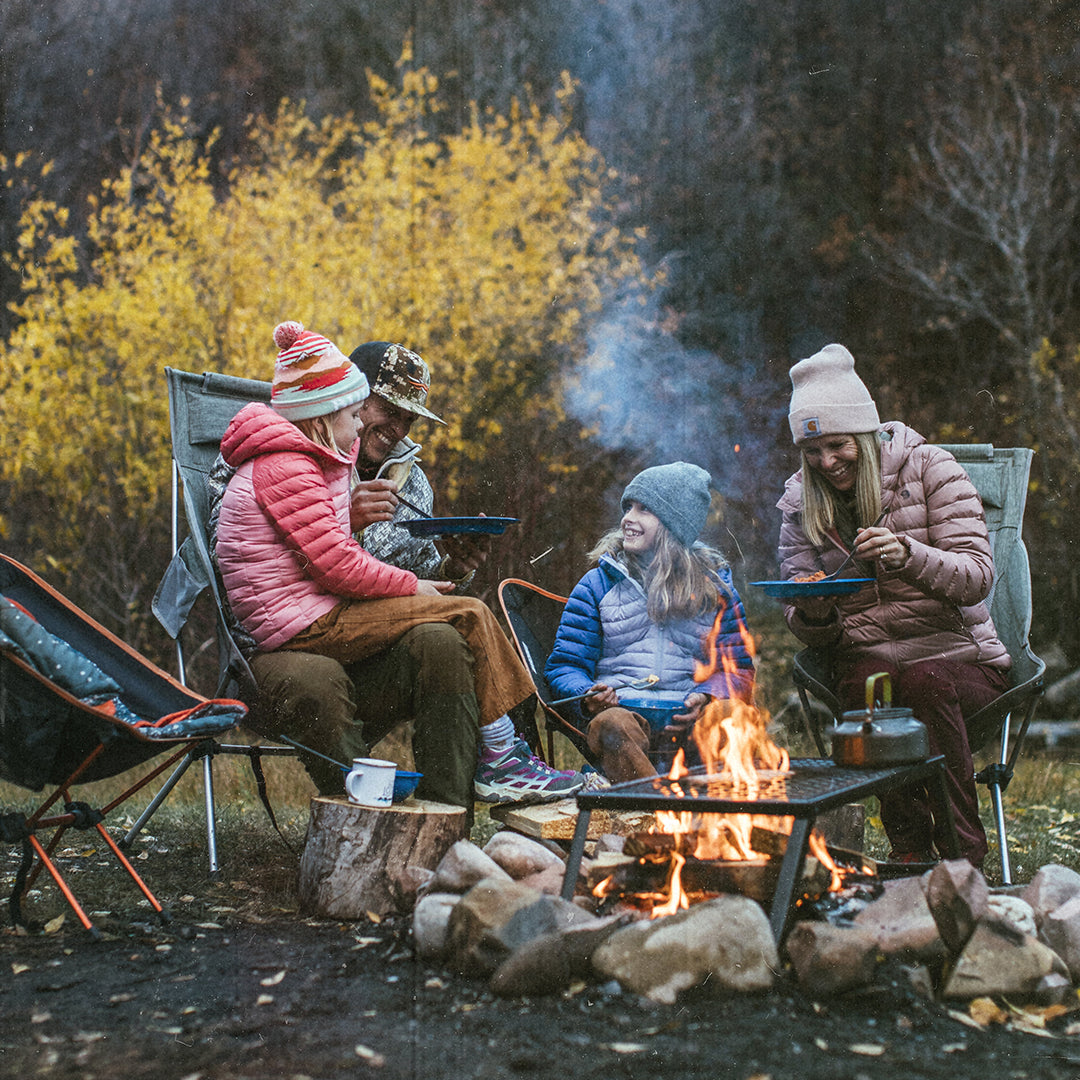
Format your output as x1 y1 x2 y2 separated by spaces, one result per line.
854 525 907 570
349 479 399 531
792 595 838 622
663 692 709 737
582 682 619 715
415 579 454 596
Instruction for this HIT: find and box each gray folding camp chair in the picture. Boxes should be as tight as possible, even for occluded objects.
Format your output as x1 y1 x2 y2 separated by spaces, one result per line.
792 445 1046 883
135 369 298 871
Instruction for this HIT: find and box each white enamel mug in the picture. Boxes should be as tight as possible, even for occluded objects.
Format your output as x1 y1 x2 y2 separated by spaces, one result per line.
345 757 396 808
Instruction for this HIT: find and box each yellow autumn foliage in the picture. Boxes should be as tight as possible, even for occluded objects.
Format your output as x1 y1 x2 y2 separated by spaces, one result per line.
0 56 652 641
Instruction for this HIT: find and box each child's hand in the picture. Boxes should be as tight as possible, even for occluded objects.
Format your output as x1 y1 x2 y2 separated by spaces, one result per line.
415 580 454 596
583 683 618 715
350 479 399 530
664 693 709 738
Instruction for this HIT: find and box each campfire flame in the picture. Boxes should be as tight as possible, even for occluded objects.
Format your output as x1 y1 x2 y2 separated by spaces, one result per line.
632 602 846 916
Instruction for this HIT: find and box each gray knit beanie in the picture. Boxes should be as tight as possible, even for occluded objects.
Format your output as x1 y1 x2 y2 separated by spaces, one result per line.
788 343 881 444
621 462 712 547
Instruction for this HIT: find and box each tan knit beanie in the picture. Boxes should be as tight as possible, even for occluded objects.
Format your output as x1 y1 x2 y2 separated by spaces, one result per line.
788 344 880 444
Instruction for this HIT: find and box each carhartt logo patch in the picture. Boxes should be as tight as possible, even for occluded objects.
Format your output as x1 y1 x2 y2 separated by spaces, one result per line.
801 417 821 437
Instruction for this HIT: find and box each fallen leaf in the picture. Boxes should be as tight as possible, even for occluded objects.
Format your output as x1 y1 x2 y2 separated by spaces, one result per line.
11 963 30 975
813 1038 829 1051
942 1043 967 1053
365 911 383 924
260 971 286 987
44 914 65 934
424 977 446 990
355 1045 386 1066
946 1009 984 1030
969 998 1008 1026
30 1011 52 1024
848 1044 885 1056
178 895 195 903
256 994 274 1006
601 1043 648 1054
108 993 134 1006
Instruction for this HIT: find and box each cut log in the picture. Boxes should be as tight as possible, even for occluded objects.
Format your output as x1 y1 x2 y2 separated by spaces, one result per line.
298 796 467 919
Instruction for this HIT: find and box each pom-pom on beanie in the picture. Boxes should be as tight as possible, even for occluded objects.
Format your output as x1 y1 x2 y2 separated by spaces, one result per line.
788 343 880 444
270 321 369 421
621 462 712 548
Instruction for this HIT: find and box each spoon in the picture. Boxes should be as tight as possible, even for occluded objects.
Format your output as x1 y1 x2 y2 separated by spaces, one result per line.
548 674 660 708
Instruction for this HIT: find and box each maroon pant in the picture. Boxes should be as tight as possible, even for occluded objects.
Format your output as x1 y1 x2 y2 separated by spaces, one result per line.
835 657 1009 866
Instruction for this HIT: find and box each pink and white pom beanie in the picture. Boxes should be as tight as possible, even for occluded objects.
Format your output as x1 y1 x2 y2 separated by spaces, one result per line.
788 343 881 444
270 320 369 421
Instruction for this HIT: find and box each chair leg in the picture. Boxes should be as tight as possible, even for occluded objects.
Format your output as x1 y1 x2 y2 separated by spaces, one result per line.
992 717 1012 885
202 750 221 875
120 750 200 849
797 686 829 757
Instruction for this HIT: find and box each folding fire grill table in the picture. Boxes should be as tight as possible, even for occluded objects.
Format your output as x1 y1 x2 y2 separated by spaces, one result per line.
560 755 957 942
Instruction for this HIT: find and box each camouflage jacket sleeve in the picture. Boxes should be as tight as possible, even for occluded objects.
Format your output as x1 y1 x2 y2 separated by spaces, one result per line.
358 463 446 581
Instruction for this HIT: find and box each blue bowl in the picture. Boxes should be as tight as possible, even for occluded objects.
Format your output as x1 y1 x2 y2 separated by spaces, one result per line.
621 698 681 732
392 770 423 802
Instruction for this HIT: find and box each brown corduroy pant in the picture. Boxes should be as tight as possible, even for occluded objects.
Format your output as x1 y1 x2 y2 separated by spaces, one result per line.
281 594 535 727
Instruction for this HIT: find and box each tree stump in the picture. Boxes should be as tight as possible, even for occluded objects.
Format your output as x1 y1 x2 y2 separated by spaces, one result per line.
298 797 468 918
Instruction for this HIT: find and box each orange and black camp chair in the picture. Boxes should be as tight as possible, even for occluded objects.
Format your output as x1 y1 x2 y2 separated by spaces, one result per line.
0 553 247 937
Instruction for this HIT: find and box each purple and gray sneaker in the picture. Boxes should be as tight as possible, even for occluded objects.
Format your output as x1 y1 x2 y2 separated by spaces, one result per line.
474 739 584 804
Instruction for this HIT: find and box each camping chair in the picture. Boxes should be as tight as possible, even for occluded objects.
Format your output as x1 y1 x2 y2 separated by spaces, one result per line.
497 578 598 768
792 444 1046 883
142 368 299 872
0 553 247 937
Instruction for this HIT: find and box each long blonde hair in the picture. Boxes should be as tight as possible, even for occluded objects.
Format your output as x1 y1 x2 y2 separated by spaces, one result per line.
293 412 361 491
799 431 883 547
588 524 732 624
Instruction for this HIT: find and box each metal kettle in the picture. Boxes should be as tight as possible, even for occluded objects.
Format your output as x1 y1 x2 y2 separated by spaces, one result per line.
830 672 930 767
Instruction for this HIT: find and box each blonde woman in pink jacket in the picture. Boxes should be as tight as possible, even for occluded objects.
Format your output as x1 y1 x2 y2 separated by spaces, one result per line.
216 321 583 804
776 344 1010 869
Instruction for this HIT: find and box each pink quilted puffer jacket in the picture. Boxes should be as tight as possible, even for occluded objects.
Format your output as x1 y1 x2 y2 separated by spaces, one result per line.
216 403 417 650
775 421 1010 672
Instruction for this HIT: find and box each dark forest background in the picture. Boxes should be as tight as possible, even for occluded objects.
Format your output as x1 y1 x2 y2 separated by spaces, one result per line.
2 0 1079 682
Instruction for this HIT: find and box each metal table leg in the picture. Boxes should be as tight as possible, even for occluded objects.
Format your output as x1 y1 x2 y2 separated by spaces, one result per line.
561 809 592 901
768 817 812 942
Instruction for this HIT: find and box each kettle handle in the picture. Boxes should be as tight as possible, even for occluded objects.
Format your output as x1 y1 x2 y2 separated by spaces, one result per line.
864 671 892 713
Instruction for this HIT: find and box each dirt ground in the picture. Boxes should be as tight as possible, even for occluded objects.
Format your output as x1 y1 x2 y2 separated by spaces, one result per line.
4 817 1080 1080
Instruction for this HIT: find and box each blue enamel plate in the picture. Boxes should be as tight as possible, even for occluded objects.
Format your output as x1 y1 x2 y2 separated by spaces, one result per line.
398 516 520 538
750 578 874 600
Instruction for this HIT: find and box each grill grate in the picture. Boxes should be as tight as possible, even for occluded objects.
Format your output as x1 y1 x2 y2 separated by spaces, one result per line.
574 757 946 817
561 755 957 942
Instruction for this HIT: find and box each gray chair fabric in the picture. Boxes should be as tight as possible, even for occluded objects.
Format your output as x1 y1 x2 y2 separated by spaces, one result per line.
152 368 271 697
792 443 1046 883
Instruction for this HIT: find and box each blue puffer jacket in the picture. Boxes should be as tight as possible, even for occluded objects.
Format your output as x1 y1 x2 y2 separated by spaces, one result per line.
544 554 755 729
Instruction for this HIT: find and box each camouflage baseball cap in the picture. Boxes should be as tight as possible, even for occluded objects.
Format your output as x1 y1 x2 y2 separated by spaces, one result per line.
348 342 446 425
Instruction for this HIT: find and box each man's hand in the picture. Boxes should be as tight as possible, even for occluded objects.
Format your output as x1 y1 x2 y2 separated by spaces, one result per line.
439 518 492 579
350 479 400 531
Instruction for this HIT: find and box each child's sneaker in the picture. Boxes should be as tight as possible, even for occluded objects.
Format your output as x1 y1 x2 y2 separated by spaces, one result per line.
474 739 584 804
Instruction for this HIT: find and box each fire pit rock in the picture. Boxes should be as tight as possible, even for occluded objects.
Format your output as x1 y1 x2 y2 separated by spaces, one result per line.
590 895 779 1004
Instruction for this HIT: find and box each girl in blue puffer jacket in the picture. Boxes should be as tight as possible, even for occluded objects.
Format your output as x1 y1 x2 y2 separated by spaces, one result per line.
545 462 755 781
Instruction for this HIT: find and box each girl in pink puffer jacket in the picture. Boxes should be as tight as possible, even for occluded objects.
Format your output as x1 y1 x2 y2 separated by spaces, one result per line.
216 321 582 804
776 344 1011 869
